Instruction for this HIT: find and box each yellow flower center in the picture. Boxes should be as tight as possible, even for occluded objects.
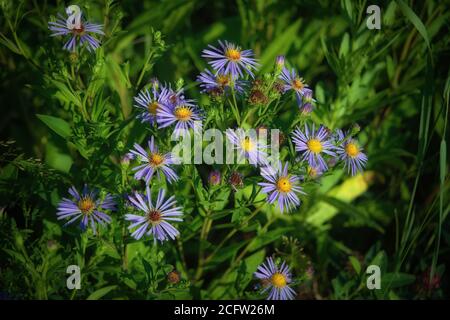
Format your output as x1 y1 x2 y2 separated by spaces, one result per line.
240 137 255 152
292 78 304 91
174 106 192 121
217 74 230 86
345 143 359 158
147 209 162 225
271 272 287 288
147 101 159 115
225 48 241 61
78 197 95 215
276 177 292 193
307 138 322 154
148 152 164 167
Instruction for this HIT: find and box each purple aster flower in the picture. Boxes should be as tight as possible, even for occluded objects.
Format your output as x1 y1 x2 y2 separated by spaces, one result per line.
129 136 178 184
292 124 336 170
163 85 194 108
335 130 368 176
254 257 296 300
225 128 268 166
258 162 305 213
134 85 171 125
300 88 315 114
125 186 183 242
202 40 259 79
280 67 310 104
48 5 104 52
157 98 203 137
56 185 115 234
197 69 246 95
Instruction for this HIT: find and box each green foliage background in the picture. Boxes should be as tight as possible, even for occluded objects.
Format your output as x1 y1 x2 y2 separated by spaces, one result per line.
0 0 449 299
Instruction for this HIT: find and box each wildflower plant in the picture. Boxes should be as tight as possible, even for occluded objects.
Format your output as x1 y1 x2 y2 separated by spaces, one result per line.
1 0 448 302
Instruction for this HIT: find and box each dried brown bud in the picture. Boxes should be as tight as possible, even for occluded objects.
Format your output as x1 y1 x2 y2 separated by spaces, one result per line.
249 89 269 105
273 81 285 94
167 270 181 284
228 171 244 190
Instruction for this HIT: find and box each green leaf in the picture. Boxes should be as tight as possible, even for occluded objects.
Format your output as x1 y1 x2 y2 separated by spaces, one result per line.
87 285 117 300
209 242 247 265
396 0 431 52
259 19 301 71
339 33 350 58
36 114 71 140
0 33 21 55
440 140 447 184
49 79 83 107
382 273 415 289
247 227 294 252
349 256 362 274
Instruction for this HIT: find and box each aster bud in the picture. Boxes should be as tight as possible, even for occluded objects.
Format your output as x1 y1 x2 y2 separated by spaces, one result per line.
208 170 221 186
300 88 314 114
47 239 59 252
167 270 181 284
120 153 133 167
150 77 159 90
327 156 337 168
351 123 361 136
276 55 285 69
248 89 268 105
306 265 315 279
69 52 79 64
272 81 285 94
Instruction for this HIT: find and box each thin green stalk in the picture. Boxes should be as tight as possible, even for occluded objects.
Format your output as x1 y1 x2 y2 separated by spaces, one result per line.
203 203 265 266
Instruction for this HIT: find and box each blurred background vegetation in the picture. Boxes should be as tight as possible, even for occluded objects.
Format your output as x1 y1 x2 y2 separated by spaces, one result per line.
0 0 449 299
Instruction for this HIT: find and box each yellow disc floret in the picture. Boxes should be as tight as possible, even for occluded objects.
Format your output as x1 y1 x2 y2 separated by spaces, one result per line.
225 48 241 61
292 78 305 91
147 101 159 115
148 152 164 167
276 177 292 193
345 142 359 158
240 137 255 152
174 106 193 121
307 138 322 154
271 272 287 288
217 74 231 86
78 197 95 215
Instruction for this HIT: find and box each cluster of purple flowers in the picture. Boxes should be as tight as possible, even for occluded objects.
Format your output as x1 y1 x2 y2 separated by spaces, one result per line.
51 5 369 300
133 83 203 137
